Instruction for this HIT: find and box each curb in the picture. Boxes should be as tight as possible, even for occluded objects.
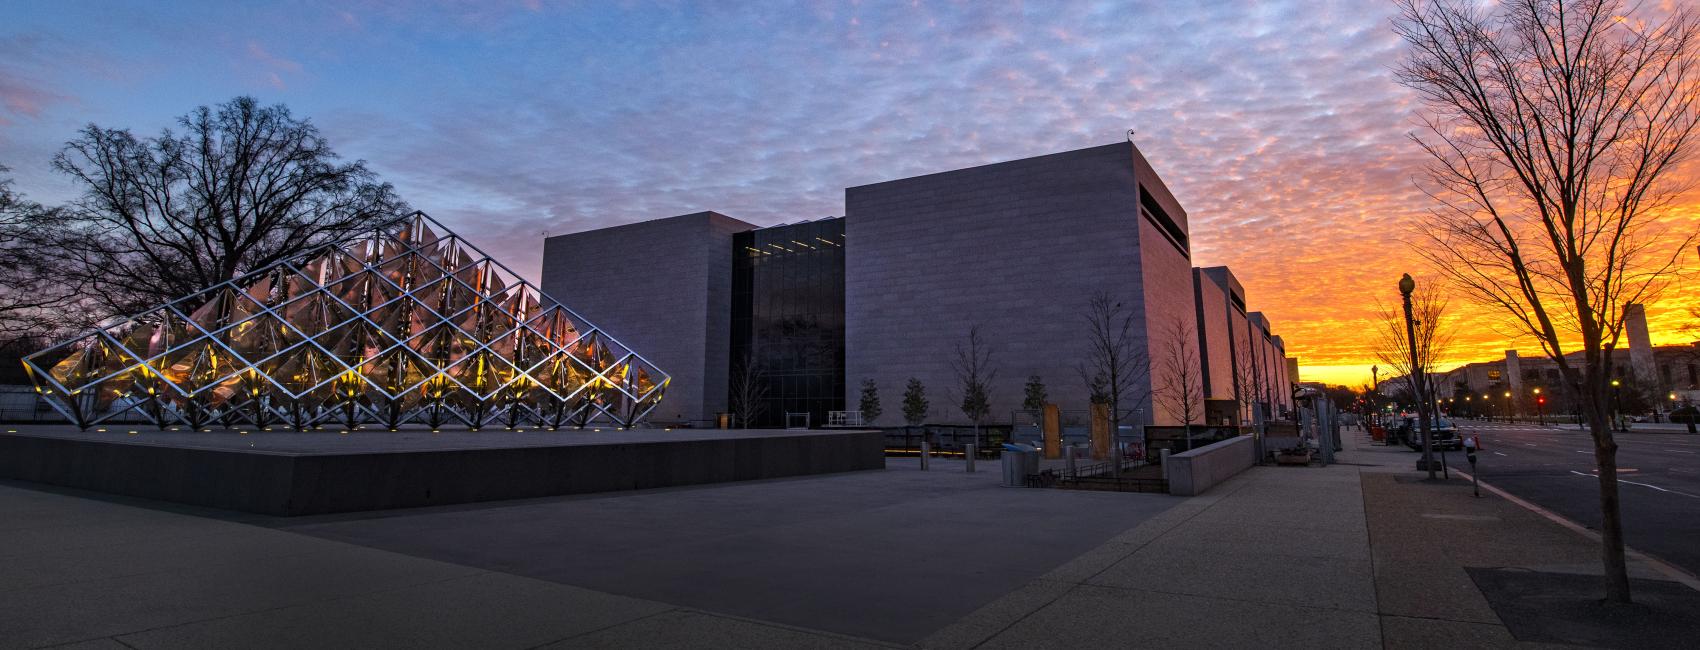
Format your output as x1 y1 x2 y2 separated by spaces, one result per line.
1451 467 1700 593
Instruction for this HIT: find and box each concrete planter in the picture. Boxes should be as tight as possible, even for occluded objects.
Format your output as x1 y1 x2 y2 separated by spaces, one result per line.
1275 449 1312 466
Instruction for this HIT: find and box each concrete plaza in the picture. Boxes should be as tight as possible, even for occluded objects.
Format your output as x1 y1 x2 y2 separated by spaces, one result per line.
4 430 1698 648
0 455 1171 648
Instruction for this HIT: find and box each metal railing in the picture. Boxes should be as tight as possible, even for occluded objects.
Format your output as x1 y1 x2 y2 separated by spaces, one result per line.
826 410 864 427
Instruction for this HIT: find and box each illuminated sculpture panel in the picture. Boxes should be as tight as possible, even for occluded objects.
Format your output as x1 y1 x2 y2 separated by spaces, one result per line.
23 212 668 431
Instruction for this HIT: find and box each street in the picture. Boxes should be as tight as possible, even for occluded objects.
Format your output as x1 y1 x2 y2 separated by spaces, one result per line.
1434 420 1700 579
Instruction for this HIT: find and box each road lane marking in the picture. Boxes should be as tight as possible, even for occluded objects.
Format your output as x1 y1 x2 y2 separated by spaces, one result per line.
1567 470 1700 499
1493 451 1508 456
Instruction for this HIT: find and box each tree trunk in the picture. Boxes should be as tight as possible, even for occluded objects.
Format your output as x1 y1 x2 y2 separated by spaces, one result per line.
1585 389 1633 603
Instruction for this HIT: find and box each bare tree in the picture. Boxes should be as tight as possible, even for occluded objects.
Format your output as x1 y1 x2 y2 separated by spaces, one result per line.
952 325 997 440
0 166 75 335
729 351 767 428
1394 0 1700 603
46 96 408 320
1156 316 1203 450
1232 339 1262 430
1078 291 1152 454
1371 285 1457 425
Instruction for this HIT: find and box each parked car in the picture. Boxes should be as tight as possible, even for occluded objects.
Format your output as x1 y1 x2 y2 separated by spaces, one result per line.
1402 416 1460 451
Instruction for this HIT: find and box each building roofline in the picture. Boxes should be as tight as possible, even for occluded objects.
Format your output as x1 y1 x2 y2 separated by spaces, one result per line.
543 210 757 242
846 141 1134 192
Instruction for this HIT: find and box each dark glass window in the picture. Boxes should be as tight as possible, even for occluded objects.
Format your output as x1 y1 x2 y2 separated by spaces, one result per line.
730 218 845 427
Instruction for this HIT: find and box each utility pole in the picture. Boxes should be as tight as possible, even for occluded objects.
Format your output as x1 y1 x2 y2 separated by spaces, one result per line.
1400 274 1435 479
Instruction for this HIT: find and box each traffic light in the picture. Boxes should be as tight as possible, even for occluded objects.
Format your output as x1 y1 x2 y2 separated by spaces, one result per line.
1537 396 1546 405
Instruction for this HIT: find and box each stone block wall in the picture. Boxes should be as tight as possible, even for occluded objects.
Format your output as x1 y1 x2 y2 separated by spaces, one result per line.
845 142 1195 424
542 212 754 426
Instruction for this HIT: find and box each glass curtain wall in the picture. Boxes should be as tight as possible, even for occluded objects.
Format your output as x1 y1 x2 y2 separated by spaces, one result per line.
730 218 845 428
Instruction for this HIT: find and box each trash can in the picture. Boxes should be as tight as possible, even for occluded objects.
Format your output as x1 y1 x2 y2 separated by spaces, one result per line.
1001 443 1039 487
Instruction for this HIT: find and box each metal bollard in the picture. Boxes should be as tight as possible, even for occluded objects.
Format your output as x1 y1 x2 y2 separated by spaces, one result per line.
1065 444 1076 476
965 443 976 472
920 441 930 470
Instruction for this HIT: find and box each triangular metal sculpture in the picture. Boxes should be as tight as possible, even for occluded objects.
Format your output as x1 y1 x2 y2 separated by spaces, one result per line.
23 212 669 431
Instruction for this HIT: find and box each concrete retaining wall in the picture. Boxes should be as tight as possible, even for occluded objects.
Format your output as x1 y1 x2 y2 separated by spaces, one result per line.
1166 434 1257 496
0 429 885 516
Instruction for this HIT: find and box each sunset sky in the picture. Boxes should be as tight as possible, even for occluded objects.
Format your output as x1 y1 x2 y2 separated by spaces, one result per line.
2 1 1696 387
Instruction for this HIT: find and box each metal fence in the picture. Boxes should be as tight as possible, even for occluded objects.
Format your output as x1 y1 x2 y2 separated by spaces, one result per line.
1039 455 1168 493
1006 409 1147 456
1 386 61 423
881 425 1012 459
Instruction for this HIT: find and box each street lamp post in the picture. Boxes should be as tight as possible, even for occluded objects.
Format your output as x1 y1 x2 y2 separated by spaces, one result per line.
1611 379 1624 432
1400 274 1435 479
1371 364 1380 431
1504 391 1513 424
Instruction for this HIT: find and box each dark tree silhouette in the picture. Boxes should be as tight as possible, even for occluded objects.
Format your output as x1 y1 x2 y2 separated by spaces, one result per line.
47 96 407 320
902 377 929 427
858 378 882 425
1022 375 1048 412
0 166 73 335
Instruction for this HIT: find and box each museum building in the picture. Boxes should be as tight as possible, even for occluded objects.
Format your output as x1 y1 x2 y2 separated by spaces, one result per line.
542 142 1296 428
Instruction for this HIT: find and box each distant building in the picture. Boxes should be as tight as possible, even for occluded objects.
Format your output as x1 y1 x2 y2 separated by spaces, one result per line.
543 142 1298 428
1410 305 1700 415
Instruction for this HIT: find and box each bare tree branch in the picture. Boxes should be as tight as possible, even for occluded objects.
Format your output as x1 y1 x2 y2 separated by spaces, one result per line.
43 96 409 322
1393 0 1700 604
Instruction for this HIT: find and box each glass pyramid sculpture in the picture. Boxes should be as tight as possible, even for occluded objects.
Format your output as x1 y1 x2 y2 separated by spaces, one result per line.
22 212 668 431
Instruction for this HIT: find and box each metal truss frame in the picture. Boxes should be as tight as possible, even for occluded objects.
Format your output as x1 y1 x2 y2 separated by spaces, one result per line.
22 212 669 431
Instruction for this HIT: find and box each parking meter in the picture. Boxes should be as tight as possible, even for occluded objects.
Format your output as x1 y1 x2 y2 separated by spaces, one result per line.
1464 435 1481 497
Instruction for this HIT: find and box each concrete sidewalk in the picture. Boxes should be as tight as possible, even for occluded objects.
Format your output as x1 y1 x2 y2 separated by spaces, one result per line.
921 444 1380 648
923 430 1700 648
